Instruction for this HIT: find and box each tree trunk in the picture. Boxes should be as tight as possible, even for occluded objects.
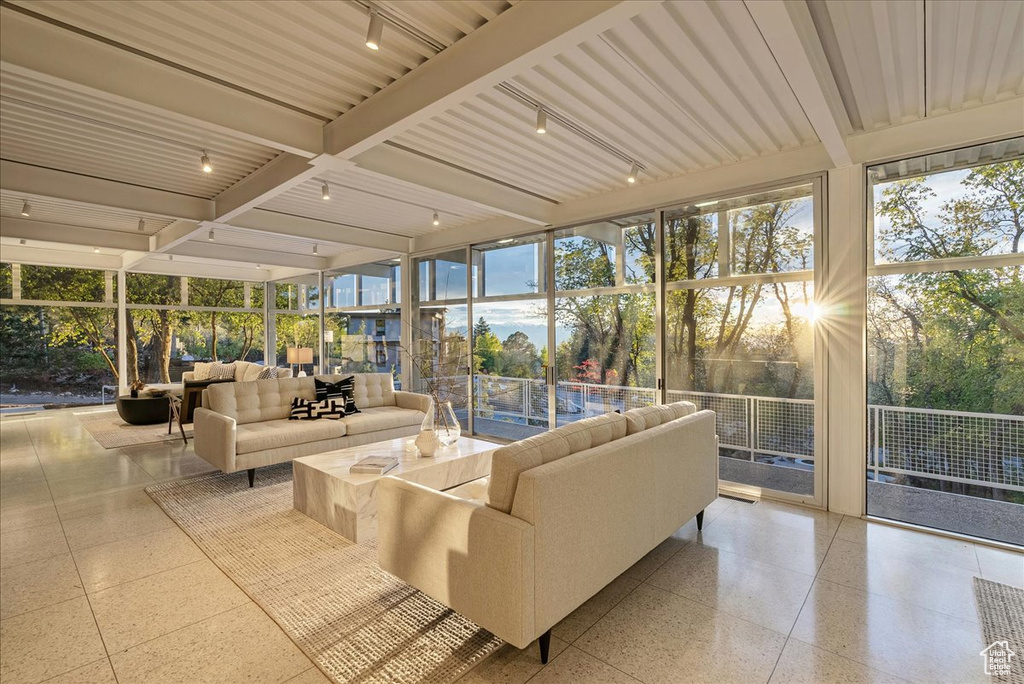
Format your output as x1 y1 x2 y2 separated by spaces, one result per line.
210 311 219 361
157 311 172 383
125 311 139 384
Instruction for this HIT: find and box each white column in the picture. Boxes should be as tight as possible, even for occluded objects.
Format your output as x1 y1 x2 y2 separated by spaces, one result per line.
117 269 127 393
318 270 326 374
823 164 867 516
400 254 413 391
264 282 273 367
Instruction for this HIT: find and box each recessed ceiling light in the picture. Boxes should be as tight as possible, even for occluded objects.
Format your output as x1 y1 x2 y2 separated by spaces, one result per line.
627 163 639 184
200 152 213 174
366 8 383 50
20 201 30 217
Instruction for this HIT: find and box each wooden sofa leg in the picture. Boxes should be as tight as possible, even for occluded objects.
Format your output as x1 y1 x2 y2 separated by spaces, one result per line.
247 468 255 488
538 629 551 664
696 509 705 531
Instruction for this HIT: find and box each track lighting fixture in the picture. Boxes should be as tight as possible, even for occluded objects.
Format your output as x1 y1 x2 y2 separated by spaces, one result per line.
169 255 174 261
93 247 100 253
313 244 318 255
138 218 145 231
627 163 639 184
200 152 213 174
322 182 330 201
536 107 547 134
365 8 383 51
20 201 30 217
432 211 440 226
19 239 26 245
208 229 215 241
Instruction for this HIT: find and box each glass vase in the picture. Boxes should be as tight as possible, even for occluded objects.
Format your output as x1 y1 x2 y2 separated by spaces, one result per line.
422 398 461 447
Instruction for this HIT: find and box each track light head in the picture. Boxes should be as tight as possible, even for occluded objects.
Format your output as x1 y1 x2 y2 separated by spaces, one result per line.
313 244 318 255
627 162 639 184
200 152 213 174
138 218 146 231
536 107 547 134
19 239 26 245
321 182 330 201
432 211 440 226
366 8 383 50
93 246 100 253
208 229 215 241
20 201 30 217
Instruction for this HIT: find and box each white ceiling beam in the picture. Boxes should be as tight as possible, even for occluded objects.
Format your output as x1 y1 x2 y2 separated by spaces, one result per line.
150 219 203 252
325 249 402 271
352 145 554 225
214 153 321 222
323 1 647 158
168 241 327 270
0 9 323 157
0 217 150 251
847 97 1024 165
0 243 122 270
0 160 213 222
228 209 410 253
129 256 271 281
745 0 853 167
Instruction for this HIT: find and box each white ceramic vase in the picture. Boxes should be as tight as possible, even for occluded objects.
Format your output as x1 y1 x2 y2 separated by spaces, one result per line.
414 429 439 457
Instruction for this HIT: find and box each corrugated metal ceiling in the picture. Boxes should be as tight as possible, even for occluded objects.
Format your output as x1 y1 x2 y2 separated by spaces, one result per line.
185 224 357 259
0 69 278 198
391 0 820 203
809 0 1024 132
7 0 513 120
258 168 501 238
0 192 174 234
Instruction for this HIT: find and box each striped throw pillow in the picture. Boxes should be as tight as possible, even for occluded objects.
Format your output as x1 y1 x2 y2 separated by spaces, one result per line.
255 366 279 380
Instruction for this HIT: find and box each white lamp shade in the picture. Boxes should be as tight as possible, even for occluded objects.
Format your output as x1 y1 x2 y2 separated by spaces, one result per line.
324 330 334 343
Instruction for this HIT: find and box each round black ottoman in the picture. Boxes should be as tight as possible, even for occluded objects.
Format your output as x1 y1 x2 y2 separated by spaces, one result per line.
116 395 169 425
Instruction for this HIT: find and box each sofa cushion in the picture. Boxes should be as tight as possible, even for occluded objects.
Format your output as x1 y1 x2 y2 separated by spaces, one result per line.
239 362 264 382
192 362 212 380
206 376 315 424
341 406 424 435
624 401 697 434
352 373 395 408
486 412 627 514
235 418 346 454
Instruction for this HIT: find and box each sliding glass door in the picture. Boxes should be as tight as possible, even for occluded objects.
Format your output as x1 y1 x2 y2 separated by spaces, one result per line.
866 138 1024 544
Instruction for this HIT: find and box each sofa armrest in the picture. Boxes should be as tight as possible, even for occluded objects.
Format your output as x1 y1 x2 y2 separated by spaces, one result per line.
193 407 237 473
378 477 536 648
181 372 195 382
393 391 430 413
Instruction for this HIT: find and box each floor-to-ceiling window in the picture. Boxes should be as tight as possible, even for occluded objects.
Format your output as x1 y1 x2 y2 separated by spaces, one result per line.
410 250 472 431
471 235 549 440
553 215 658 425
126 272 264 383
0 263 118 407
270 276 320 375
866 137 1024 544
324 261 401 382
663 182 820 499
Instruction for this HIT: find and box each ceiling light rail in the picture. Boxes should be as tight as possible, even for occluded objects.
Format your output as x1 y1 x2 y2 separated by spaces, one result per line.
496 83 646 183
308 176 468 219
354 1 449 53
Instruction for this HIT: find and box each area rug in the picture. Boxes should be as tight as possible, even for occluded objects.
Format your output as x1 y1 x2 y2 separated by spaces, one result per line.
79 410 193 448
145 465 501 684
974 577 1024 684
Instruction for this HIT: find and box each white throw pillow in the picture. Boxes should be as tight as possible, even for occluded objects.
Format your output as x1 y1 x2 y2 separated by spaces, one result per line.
192 362 212 380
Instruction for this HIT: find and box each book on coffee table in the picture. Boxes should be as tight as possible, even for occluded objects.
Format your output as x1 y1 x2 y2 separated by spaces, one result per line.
349 456 399 475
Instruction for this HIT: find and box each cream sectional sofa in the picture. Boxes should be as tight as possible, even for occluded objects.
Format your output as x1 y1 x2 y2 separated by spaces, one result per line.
194 373 430 486
378 401 718 663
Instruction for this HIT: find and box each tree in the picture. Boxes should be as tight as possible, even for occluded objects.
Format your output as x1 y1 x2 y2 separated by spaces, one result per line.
126 274 180 383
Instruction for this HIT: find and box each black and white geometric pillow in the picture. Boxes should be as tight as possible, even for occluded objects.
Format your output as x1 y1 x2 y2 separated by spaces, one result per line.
289 397 346 420
255 366 280 380
315 375 360 415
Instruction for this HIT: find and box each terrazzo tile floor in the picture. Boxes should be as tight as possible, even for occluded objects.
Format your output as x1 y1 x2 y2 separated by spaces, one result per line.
1 407 1021 684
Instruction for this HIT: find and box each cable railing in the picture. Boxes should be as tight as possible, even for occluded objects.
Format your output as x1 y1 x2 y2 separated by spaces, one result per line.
457 373 1022 493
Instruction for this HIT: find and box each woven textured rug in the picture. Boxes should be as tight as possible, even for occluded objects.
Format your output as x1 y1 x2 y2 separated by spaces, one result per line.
145 465 501 684
975 577 1024 684
79 410 192 448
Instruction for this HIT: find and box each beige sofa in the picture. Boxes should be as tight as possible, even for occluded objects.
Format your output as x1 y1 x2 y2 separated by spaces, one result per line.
378 401 718 662
194 373 430 486
182 360 293 382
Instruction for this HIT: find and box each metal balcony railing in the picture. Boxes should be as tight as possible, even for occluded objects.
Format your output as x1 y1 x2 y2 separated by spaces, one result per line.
457 374 1023 493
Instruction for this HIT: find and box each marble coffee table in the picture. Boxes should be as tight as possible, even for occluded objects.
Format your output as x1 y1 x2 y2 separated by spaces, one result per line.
292 436 496 543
